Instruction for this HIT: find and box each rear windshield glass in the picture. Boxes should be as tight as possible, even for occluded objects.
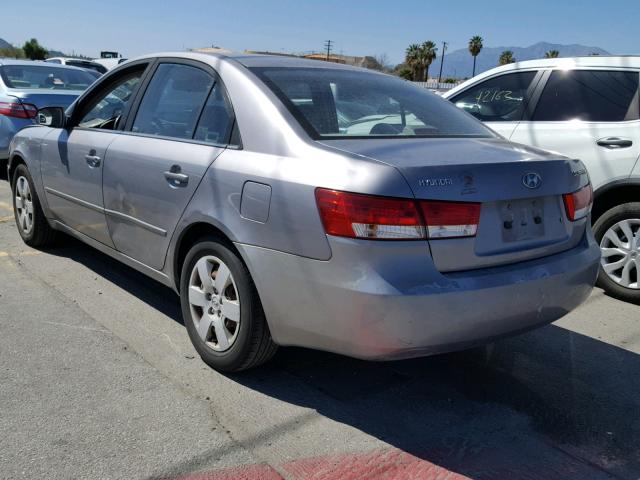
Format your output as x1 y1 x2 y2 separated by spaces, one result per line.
0 64 95 90
251 67 492 139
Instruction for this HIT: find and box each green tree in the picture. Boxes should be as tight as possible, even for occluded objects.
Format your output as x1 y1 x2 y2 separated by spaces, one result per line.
544 50 560 58
394 63 413 80
405 41 438 81
405 44 422 81
499 50 515 66
22 38 47 60
0 46 25 59
420 41 438 81
468 35 483 77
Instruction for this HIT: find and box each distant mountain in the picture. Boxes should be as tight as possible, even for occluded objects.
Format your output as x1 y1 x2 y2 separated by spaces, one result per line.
439 42 610 79
0 37 14 50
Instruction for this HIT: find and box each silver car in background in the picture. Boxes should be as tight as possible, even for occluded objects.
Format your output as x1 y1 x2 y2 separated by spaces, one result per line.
0 60 96 170
8 52 600 371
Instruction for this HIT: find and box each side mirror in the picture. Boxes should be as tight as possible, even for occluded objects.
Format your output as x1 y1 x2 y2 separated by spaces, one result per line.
37 107 66 128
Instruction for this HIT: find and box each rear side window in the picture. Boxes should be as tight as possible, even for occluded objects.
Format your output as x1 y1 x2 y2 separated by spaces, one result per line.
132 63 214 140
194 83 233 145
533 70 640 122
450 71 537 122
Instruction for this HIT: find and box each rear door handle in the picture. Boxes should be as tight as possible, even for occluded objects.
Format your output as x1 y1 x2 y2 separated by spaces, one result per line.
164 165 189 187
84 154 101 167
597 137 633 149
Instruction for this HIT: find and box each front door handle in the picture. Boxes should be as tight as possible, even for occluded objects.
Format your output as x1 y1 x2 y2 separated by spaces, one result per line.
164 165 189 187
597 137 633 149
84 153 101 167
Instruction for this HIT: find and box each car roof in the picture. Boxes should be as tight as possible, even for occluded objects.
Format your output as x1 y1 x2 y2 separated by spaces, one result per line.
0 58 94 72
128 51 381 73
483 55 640 72
48 57 100 64
444 56 640 98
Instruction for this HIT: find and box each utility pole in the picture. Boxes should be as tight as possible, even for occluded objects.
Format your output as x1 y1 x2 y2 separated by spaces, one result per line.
437 41 448 85
324 40 333 61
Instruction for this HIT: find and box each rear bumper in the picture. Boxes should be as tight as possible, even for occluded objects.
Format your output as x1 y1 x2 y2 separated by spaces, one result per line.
237 231 600 360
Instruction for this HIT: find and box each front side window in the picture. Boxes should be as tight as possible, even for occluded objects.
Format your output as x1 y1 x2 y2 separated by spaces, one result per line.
533 70 640 122
0 65 95 90
78 69 143 129
451 71 537 122
132 63 214 140
252 67 492 139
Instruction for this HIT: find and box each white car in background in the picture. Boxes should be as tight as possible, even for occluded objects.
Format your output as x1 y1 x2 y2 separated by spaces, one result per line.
444 57 640 303
45 57 107 75
92 57 128 71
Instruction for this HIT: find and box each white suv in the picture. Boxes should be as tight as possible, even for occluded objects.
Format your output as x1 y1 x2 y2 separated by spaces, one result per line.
444 57 640 302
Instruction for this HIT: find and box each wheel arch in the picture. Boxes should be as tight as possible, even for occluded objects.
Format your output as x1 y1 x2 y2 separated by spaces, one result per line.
592 179 640 223
172 221 242 293
8 153 26 183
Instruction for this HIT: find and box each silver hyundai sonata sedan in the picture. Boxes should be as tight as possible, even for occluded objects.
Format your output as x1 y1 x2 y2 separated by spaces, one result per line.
8 52 600 371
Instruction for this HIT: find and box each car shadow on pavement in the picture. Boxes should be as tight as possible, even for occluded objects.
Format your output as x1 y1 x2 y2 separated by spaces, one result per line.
44 236 639 479
45 235 183 324
232 331 640 479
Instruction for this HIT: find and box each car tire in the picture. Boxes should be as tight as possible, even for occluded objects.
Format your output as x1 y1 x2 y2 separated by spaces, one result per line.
593 202 640 304
180 238 278 372
12 164 57 247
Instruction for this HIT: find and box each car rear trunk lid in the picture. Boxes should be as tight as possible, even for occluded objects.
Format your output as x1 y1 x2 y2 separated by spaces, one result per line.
7 89 81 111
319 137 591 271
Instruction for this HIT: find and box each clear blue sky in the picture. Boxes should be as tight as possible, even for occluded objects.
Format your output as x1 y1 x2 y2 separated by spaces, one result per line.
4 0 638 64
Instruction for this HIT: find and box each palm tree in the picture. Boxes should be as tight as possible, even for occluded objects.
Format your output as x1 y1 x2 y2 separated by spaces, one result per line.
405 44 422 81
420 41 438 81
544 50 560 58
468 35 483 77
499 50 515 66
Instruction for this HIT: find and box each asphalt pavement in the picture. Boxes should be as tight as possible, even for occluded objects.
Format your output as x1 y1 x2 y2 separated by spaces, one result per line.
0 173 639 480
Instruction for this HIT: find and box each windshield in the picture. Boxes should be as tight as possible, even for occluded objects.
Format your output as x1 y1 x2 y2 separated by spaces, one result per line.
251 67 493 139
0 64 95 90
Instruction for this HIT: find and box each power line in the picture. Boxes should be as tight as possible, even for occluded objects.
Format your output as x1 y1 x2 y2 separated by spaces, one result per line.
324 40 333 61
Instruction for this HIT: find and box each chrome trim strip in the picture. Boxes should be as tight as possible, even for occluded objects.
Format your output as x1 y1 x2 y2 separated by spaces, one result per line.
45 187 167 237
44 187 104 213
104 209 167 237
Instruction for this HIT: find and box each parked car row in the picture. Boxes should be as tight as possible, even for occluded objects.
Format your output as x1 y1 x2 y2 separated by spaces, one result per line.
8 52 599 372
45 57 108 74
444 56 640 302
0 59 97 169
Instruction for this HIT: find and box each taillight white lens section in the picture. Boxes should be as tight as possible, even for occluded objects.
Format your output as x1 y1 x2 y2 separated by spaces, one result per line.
315 188 482 240
315 188 424 240
0 101 37 119
563 184 593 221
419 201 481 238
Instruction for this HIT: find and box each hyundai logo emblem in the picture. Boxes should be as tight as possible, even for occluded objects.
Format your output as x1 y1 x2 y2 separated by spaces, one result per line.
522 172 542 189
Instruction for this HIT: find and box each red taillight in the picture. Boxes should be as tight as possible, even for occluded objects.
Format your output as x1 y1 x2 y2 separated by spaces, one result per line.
315 188 424 239
0 100 38 119
563 184 593 221
315 188 481 240
419 201 481 238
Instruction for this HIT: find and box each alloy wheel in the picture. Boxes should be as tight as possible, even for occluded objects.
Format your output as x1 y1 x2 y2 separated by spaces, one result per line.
599 219 640 289
15 176 34 236
188 255 241 352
